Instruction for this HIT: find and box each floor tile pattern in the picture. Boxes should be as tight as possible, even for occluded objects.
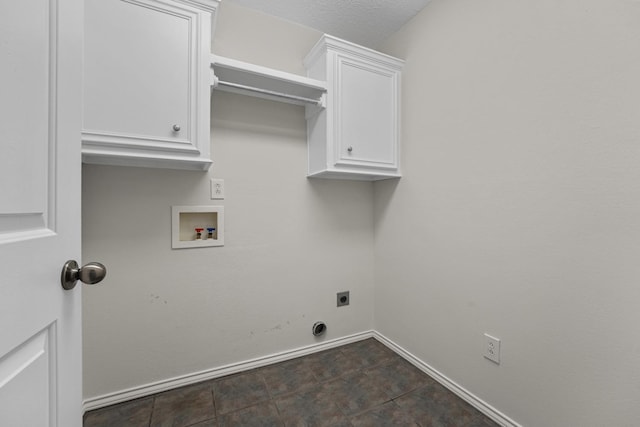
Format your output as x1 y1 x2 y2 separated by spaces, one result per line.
84 338 499 427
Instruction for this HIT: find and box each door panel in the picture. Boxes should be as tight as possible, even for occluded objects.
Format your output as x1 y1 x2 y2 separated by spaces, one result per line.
0 328 52 427
0 0 49 220
84 0 191 141
336 57 397 167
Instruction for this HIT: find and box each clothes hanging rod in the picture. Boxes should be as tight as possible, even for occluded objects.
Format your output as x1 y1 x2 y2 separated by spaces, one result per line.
213 79 325 107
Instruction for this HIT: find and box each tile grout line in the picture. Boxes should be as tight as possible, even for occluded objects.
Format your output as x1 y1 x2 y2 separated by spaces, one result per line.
210 384 216 425
213 371 275 420
257 371 285 424
147 395 156 427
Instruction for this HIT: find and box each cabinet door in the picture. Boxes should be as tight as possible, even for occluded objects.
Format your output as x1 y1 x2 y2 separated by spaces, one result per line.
334 55 399 170
85 0 190 142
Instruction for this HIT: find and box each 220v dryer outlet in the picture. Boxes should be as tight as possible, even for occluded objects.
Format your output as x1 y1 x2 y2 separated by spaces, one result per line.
337 291 350 307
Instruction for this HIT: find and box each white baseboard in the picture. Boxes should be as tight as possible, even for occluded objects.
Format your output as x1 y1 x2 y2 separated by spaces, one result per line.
84 329 521 427
372 331 522 427
82 330 374 412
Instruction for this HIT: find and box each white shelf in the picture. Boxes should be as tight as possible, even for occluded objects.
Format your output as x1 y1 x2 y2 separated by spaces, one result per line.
211 55 327 107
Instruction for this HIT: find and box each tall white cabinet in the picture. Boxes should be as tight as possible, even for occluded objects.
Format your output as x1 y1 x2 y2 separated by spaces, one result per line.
82 0 218 170
305 35 404 180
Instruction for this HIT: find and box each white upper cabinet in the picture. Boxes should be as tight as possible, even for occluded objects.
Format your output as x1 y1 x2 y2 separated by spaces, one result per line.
82 0 218 170
305 35 404 180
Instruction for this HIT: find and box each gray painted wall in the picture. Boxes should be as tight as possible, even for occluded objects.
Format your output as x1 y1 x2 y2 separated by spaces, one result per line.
376 0 640 425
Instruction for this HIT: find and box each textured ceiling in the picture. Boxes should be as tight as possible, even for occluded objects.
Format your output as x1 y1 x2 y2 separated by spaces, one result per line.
223 0 432 49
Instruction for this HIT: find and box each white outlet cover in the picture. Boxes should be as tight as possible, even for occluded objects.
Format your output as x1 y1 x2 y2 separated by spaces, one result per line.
211 179 225 200
484 333 501 364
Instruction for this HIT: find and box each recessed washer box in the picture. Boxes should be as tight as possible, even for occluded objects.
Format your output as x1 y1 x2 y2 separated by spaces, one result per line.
172 205 224 249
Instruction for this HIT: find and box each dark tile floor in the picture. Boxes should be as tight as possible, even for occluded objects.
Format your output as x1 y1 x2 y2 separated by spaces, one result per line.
84 338 499 427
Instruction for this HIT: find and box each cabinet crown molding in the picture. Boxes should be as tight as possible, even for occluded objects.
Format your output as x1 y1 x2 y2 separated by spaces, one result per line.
304 34 404 72
171 0 219 12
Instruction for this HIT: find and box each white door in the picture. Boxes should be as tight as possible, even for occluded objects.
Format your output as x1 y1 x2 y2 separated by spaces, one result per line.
0 0 84 426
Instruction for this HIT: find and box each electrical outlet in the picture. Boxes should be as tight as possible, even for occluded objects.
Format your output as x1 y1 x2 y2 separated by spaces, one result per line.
484 333 501 364
211 179 224 199
337 291 349 307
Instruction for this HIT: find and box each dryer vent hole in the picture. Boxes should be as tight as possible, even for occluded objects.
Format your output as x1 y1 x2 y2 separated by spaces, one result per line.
312 321 326 336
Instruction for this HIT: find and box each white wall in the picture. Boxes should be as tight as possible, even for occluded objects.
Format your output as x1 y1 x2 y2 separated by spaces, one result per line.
82 2 374 400
376 0 640 425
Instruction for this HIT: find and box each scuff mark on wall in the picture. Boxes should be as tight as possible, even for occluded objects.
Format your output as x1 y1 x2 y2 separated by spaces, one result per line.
149 294 167 304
